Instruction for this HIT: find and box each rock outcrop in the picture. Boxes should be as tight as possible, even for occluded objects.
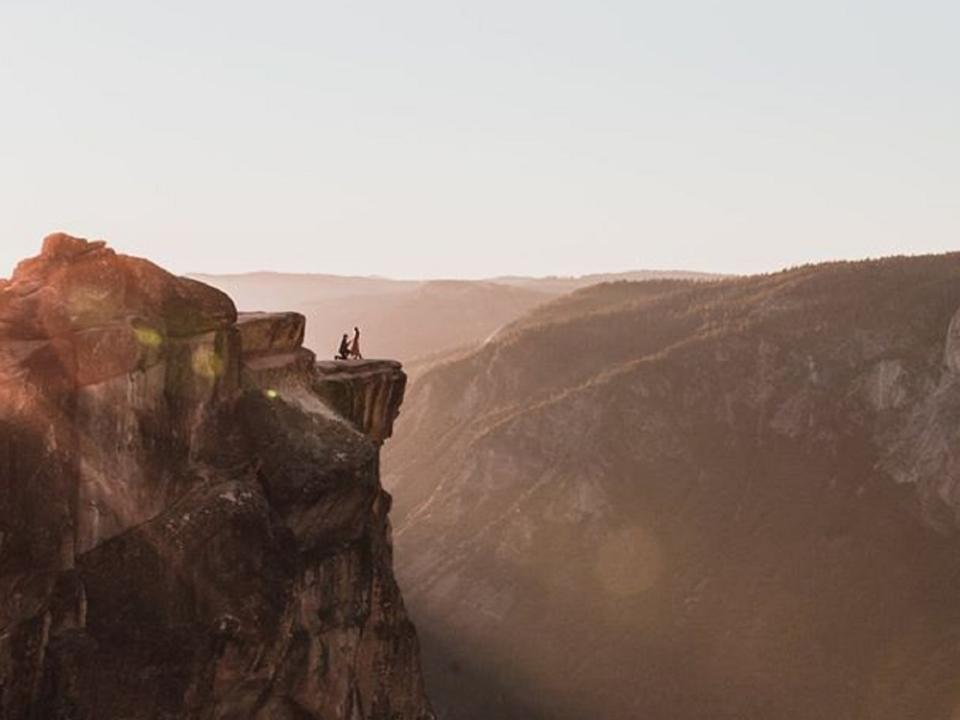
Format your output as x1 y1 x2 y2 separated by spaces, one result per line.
0 234 432 719
313 361 407 444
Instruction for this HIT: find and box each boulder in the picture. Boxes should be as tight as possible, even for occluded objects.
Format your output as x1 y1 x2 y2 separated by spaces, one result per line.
237 311 306 356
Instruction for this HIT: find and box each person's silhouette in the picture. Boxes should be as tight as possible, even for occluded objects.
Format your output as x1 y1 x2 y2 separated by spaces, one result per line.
336 333 350 360
350 326 363 359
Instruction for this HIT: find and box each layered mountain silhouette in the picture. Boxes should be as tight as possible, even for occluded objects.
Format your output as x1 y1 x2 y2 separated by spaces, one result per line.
192 271 716 364
385 254 960 720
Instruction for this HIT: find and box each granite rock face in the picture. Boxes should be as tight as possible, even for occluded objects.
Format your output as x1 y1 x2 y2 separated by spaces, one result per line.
0 235 432 720
313 361 407 444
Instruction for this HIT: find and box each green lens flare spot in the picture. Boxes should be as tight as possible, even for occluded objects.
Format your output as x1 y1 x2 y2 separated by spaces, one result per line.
191 346 224 378
133 326 163 348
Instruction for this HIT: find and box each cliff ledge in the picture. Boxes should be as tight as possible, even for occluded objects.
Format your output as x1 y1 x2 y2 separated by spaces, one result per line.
0 234 432 720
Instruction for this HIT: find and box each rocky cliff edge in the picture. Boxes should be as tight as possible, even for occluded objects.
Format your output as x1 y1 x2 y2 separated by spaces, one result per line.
0 234 432 719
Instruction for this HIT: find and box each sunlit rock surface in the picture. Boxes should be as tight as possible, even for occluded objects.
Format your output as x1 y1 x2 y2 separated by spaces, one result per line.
0 234 432 720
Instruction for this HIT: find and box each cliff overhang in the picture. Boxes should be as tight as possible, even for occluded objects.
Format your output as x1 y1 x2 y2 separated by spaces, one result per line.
0 234 431 720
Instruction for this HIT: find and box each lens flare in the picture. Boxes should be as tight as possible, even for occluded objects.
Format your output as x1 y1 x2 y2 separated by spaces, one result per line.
191 346 224 379
133 326 163 348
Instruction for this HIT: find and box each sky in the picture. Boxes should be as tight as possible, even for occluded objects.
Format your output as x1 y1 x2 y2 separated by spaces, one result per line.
0 1 957 279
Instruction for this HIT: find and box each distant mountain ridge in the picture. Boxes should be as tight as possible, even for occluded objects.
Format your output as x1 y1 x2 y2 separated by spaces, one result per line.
190 269 720 364
384 253 960 720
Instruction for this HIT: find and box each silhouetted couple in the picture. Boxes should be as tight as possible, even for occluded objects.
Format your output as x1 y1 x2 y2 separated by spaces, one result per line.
336 327 363 360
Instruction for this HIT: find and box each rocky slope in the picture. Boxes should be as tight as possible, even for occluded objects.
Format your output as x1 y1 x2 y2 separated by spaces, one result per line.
0 234 433 719
385 254 960 720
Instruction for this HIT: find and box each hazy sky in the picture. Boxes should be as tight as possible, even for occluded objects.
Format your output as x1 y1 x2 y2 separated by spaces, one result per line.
1 1 957 279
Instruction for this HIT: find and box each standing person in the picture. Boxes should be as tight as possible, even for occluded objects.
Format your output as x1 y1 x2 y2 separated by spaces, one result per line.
350 326 363 359
336 333 351 360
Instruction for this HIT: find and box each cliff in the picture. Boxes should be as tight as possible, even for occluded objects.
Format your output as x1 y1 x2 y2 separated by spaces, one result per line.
0 234 433 719
313 361 406 444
